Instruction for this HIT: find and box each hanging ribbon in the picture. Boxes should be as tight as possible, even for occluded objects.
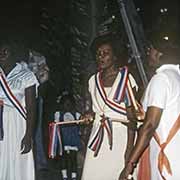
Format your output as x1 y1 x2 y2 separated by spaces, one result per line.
0 73 26 120
95 71 127 115
113 66 129 103
113 67 137 109
88 115 113 157
48 122 63 158
0 72 27 141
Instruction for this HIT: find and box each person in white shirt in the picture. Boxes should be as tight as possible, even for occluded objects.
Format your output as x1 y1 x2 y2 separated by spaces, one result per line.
81 33 138 180
0 37 39 180
119 47 180 180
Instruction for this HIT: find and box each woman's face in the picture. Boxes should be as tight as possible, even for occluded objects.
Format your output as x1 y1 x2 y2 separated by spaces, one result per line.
147 48 162 68
96 43 115 70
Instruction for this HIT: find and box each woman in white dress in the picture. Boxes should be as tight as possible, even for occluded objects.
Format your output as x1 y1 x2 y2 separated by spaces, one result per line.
81 33 138 180
0 38 39 180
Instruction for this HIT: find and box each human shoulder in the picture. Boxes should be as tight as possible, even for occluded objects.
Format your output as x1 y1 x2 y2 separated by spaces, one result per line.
88 73 97 86
18 62 39 87
88 73 98 93
88 73 96 82
19 61 34 75
155 64 179 79
150 71 169 85
144 72 170 101
12 62 33 79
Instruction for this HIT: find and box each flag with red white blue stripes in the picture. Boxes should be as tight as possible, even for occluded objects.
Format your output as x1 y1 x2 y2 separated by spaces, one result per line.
48 122 63 158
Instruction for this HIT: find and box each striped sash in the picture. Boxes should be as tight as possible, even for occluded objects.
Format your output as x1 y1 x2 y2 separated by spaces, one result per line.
113 66 133 107
88 115 113 157
153 114 180 180
95 66 135 116
48 122 63 158
0 73 26 120
91 67 137 156
95 72 127 116
113 66 128 103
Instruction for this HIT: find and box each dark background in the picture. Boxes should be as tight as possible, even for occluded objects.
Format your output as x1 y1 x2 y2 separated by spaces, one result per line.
0 0 179 95
0 1 179 179
1 0 180 131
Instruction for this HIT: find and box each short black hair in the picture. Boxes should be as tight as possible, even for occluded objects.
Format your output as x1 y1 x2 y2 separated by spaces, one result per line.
90 32 126 59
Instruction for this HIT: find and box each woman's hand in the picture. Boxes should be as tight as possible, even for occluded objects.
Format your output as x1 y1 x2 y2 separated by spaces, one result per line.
126 102 145 122
126 107 135 121
80 112 95 125
119 163 135 180
20 133 33 154
135 101 145 121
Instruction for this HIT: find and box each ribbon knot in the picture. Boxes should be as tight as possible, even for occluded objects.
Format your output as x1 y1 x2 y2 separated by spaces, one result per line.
154 133 173 180
100 115 107 124
88 115 113 157
160 142 166 149
158 142 172 179
48 122 63 158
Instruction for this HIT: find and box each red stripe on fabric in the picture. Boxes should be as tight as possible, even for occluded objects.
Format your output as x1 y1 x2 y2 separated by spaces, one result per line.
92 129 101 151
98 73 126 111
127 83 133 105
48 123 54 158
114 67 129 102
121 73 129 102
104 121 112 139
1 74 26 114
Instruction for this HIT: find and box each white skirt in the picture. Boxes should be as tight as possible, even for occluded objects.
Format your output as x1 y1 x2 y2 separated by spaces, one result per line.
81 117 128 180
0 106 35 180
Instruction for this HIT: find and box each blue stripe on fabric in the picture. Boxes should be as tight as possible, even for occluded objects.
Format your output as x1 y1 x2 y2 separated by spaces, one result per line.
95 74 127 115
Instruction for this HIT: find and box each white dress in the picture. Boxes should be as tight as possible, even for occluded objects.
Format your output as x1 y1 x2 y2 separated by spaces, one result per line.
0 62 39 180
142 64 180 180
81 70 137 180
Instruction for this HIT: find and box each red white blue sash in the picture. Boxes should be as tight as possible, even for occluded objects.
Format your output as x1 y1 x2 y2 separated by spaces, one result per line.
90 67 136 156
88 115 112 157
113 66 133 106
113 66 129 103
48 122 63 158
95 66 133 115
0 73 26 120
